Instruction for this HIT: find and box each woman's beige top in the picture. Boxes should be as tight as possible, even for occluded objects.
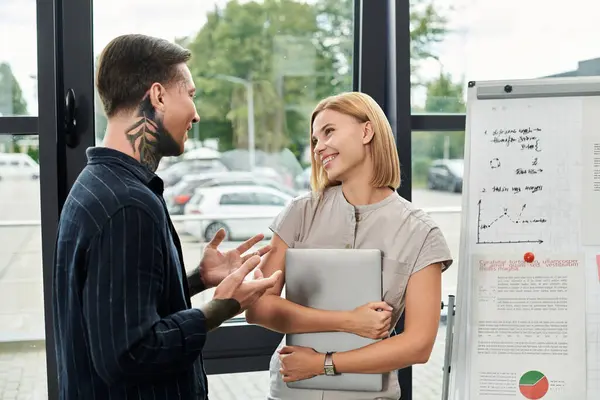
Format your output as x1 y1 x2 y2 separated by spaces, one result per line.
266 185 453 400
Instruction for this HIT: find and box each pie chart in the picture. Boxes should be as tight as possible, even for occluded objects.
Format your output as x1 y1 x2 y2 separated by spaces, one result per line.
519 370 549 399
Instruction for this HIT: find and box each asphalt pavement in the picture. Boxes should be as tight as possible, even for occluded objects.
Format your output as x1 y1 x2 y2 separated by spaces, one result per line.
0 179 462 400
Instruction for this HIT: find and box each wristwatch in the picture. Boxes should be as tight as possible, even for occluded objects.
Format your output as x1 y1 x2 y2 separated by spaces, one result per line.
324 352 338 376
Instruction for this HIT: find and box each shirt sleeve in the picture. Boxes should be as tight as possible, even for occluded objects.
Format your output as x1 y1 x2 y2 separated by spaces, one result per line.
269 196 307 247
412 226 454 274
82 205 207 385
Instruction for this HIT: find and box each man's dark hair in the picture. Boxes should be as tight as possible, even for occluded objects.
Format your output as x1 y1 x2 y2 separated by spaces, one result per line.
96 34 191 118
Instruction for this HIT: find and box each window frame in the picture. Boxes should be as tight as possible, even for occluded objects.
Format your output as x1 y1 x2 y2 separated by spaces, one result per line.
396 0 467 397
0 117 38 134
31 0 429 399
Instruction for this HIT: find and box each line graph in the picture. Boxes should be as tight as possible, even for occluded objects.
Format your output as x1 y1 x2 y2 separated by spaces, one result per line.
476 199 545 245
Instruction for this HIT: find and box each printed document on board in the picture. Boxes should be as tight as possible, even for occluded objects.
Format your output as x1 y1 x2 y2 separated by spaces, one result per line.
582 97 600 245
581 133 600 245
469 254 587 399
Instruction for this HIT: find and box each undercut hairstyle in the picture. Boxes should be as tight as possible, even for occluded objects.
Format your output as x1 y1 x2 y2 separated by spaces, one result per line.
96 34 192 118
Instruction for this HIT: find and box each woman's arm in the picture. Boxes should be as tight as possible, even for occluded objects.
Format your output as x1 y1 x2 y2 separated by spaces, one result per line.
332 263 442 372
278 263 442 380
245 234 391 338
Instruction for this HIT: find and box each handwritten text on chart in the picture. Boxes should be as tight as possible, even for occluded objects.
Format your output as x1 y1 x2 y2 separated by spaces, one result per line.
483 185 544 194
475 125 549 245
478 259 580 272
485 127 543 151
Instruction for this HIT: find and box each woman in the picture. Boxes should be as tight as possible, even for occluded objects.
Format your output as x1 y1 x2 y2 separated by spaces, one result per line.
245 92 453 400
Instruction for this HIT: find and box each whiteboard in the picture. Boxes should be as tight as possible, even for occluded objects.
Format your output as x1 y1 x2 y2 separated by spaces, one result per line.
449 77 600 400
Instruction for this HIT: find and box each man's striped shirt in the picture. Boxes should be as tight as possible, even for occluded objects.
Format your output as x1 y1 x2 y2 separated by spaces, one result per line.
53 147 209 399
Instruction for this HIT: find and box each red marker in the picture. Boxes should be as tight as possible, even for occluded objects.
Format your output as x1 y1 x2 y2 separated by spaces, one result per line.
524 252 535 263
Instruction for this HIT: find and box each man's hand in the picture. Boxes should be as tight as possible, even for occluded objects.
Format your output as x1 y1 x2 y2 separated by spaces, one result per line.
214 254 282 310
198 228 272 289
200 255 282 331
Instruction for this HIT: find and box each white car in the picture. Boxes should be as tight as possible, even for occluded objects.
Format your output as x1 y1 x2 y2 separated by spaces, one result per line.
0 153 40 180
183 185 293 242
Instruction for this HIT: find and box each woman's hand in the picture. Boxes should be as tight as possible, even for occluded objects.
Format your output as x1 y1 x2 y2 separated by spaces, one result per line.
346 301 393 339
278 346 324 382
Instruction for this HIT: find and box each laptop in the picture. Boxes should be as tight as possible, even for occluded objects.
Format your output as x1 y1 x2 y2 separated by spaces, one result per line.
284 247 384 391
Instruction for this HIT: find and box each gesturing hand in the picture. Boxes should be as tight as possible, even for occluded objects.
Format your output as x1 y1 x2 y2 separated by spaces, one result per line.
198 228 272 288
214 255 282 312
201 255 282 331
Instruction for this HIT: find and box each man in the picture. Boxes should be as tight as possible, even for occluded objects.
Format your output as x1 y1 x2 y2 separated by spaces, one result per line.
52 34 281 399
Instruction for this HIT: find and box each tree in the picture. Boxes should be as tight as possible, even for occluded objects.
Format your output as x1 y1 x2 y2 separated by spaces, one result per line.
185 0 336 156
412 71 465 185
410 0 448 86
425 71 465 113
426 71 465 159
0 62 28 116
316 0 448 88
312 0 354 92
184 0 449 156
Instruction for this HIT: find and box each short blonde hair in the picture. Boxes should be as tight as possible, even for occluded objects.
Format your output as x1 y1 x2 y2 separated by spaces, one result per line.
309 92 401 193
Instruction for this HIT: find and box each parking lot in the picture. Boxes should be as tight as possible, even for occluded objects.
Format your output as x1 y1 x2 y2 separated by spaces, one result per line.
0 179 462 400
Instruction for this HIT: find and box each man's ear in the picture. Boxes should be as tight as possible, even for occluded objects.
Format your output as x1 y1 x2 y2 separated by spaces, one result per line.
362 121 375 144
147 83 166 112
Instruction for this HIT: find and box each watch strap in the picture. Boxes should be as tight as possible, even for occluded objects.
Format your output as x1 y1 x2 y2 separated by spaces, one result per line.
324 351 337 376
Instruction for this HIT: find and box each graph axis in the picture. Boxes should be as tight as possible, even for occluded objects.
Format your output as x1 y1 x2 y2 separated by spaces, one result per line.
476 199 544 245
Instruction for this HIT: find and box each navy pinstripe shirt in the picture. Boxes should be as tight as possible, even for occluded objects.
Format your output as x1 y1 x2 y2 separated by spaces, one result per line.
53 147 209 399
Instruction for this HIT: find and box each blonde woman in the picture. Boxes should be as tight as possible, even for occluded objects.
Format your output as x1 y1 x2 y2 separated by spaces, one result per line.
246 92 453 400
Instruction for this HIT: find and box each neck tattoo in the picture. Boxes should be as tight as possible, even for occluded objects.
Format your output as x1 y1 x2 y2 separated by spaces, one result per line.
124 94 179 172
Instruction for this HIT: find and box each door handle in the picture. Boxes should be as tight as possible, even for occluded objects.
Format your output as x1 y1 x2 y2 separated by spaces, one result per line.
64 88 80 148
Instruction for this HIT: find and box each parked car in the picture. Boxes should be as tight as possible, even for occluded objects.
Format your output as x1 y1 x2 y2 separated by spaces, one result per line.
183 185 293 241
294 166 311 191
426 159 464 193
156 158 229 187
166 171 297 215
0 153 40 180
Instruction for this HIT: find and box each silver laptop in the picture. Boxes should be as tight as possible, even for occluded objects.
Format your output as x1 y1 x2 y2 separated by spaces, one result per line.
284 248 384 391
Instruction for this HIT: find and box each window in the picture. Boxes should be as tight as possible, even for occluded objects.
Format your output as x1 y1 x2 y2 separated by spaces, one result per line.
410 130 463 400
410 0 600 115
219 193 255 206
190 193 204 206
0 0 37 117
254 192 287 206
91 2 356 387
10 0 435 397
207 179 251 188
0 133 46 400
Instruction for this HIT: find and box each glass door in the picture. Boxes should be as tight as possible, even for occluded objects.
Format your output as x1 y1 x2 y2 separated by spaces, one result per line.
0 0 53 398
2 1 411 399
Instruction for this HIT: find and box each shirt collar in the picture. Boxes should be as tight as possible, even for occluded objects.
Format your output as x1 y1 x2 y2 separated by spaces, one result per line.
85 147 164 194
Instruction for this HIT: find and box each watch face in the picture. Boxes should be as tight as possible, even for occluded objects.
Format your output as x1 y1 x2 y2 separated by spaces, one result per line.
325 366 335 375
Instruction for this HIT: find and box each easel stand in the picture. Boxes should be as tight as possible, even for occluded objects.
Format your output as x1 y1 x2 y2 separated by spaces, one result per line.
441 295 455 400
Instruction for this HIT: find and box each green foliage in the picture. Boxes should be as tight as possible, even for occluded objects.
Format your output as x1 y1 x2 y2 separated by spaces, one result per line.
0 63 28 116
11 138 22 153
89 0 455 165
425 71 465 113
27 146 39 163
413 130 464 159
95 90 108 141
183 0 450 157
410 0 449 86
412 71 466 186
186 0 336 157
